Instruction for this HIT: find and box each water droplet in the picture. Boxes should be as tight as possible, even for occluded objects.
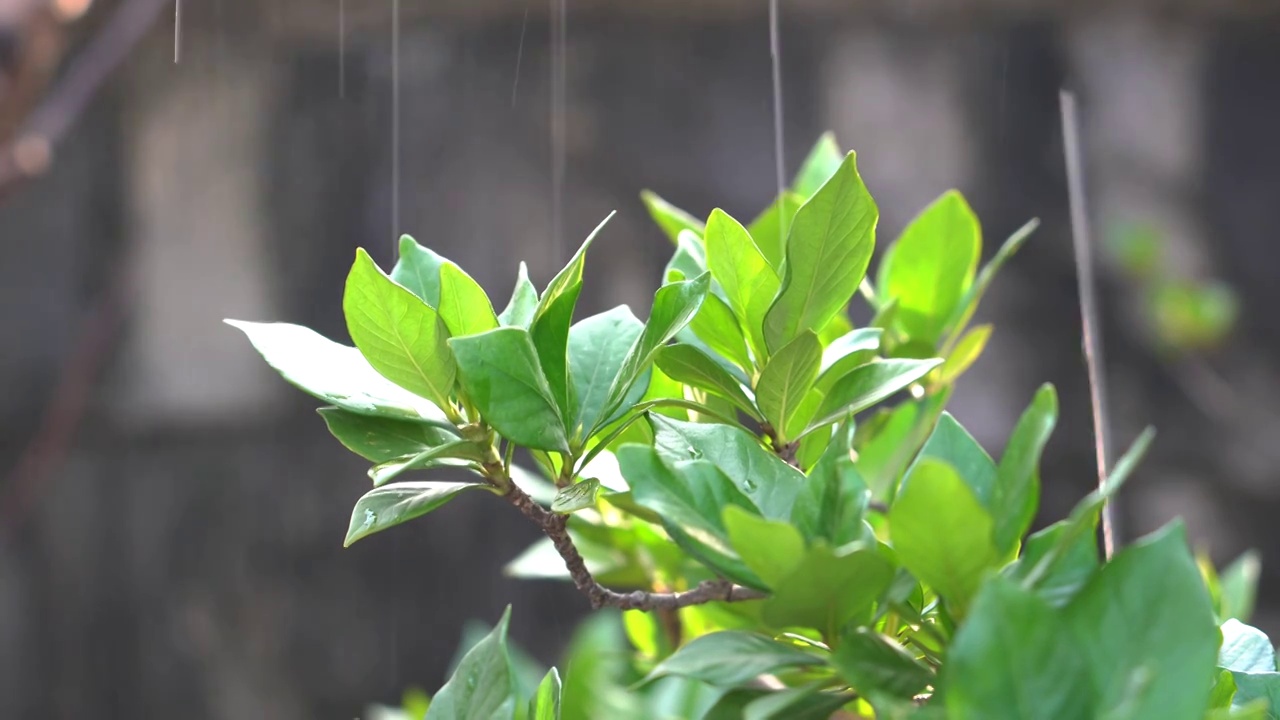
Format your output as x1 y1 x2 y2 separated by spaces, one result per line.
742 479 758 493
466 674 478 690
688 448 703 459
361 509 376 529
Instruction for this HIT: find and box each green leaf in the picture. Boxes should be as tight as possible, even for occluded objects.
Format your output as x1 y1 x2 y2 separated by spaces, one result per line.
1230 674 1280 719
705 208 779 359
807 359 942 433
567 306 647 439
943 576 1093 719
651 415 803 521
665 231 708 284
790 422 869 545
345 481 490 546
756 331 822 442
438 262 500 338
1005 521 1098 608
687 292 754 373
832 628 933 699
599 273 711 429
427 606 517 720
748 192 804 270
344 248 457 412
722 505 805 588
1067 523 1219 720
890 459 1000 615
1209 669 1238 711
499 262 539 328
915 412 997 508
655 344 757 418
317 407 456 463
817 328 883 385
227 320 450 421
450 327 570 453
618 444 762 587
764 152 877 352
1220 619 1277 673
1222 551 1262 623
992 384 1058 553
368 440 488 486
944 218 1039 342
936 324 992 387
642 190 705 245
645 631 823 687
762 543 893 635
856 390 951 503
390 235 448 307
743 685 853 720
532 668 562 720
791 132 844 199
551 479 601 514
876 191 981 345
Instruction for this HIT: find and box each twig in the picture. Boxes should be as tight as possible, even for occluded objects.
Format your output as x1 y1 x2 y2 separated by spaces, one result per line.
1061 90 1118 559
502 480 766 610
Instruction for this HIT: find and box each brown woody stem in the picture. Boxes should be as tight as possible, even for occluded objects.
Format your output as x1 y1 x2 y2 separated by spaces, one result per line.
502 480 766 611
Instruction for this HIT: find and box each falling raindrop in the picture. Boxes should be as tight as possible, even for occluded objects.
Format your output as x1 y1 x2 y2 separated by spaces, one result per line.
339 0 346 98
391 0 401 249
173 0 182 63
512 5 529 107
768 0 786 246
549 0 567 262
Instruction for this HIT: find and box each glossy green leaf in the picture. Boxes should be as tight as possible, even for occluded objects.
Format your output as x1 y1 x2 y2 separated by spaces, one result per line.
748 192 804 270
764 153 877 352
345 481 490 546
1221 620 1277 673
567 306 646 439
642 190 704 245
1223 551 1262 623
427 606 517 720
943 576 1093 719
1005 520 1099 608
832 628 933 699
532 668 562 720
790 422 869 545
705 208 779 358
1208 669 1238 712
723 505 805 589
687 292 754 373
791 132 844 199
665 231 708 285
498 261 539 328
651 415 803 521
344 249 457 412
1067 523 1219 720
807 359 942 433
890 459 1000 615
655 344 757 417
818 328 883 382
756 331 822 442
599 273 711 428
551 479 601 514
227 321 450 421
992 384 1058 553
438 262 499 338
877 191 980 345
915 412 997 508
317 407 457 463
936 324 992 387
450 327 569 453
762 543 893 635
645 631 823 687
390 235 448 307
368 439 488 486
944 218 1039 342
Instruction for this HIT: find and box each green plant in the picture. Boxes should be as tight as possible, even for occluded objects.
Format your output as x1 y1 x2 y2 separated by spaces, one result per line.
230 134 1270 720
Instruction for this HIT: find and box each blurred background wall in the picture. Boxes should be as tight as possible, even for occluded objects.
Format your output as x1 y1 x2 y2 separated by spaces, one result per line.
1 1 1279 717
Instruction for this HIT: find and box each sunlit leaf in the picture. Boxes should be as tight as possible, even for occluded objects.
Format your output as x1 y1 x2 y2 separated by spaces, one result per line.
345 481 491 546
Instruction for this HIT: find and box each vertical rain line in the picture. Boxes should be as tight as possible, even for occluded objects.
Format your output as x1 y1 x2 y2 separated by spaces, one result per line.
513 6 530 107
339 0 346 98
391 0 401 248
550 0 567 262
1060 90 1117 559
173 0 181 63
768 0 786 246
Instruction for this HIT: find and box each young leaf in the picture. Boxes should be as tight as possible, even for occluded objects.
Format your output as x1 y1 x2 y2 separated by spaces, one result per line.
645 631 823 687
551 479 602 514
368 440 488 487
935 324 992 387
531 668 562 720
704 208 779 358
226 321 445 421
567 306 647 438
1005 521 1099 608
992 384 1058 553
764 152 878 352
819 328 883 374
344 248 457 412
427 606 517 720
390 235 448 307
791 132 844 199
449 327 570 453
762 544 894 635
498 261 539 328
687 293 754 373
876 191 981 346
642 190 705 245
598 273 711 430
832 628 933 699
655 344 757 418
914 412 998 508
665 231 708 284
1222 550 1262 623
755 331 822 442
318 408 458 463
890 459 1000 615
944 218 1039 342
722 505 805 589
345 481 490 546
438 262 499 337
806 358 942 433
748 192 804 270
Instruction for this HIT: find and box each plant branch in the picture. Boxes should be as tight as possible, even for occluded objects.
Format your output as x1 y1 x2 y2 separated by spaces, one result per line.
502 479 766 610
